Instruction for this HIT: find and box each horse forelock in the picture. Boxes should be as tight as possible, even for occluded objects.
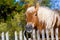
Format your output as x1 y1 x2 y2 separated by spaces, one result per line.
26 6 35 14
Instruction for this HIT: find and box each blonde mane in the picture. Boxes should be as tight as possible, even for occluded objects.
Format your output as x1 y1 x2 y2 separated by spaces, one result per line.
38 6 60 29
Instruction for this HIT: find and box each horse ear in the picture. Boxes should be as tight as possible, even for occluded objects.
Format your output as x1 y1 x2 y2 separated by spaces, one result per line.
34 3 40 15
35 3 40 11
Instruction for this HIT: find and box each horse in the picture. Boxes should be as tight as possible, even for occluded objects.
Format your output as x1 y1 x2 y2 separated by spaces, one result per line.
24 5 60 39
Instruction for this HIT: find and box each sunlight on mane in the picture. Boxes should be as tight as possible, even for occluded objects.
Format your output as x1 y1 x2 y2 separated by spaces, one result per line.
26 6 35 13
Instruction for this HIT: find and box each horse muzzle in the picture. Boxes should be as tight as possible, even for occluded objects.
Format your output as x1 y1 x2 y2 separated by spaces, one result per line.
24 24 33 38
25 24 33 33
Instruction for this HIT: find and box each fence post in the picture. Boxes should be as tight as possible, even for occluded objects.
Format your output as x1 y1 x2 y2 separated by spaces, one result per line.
24 34 27 40
6 32 9 40
1 32 4 40
28 38 32 40
55 28 58 40
32 29 36 40
19 31 22 40
24 31 27 40
46 29 49 40
15 31 18 40
42 29 45 40
37 30 40 40
51 28 54 40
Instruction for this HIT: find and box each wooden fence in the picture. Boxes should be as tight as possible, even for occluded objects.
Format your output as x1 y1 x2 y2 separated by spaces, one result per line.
1 28 58 40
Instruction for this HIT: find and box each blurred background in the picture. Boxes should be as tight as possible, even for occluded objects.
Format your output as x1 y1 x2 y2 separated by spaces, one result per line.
0 0 60 40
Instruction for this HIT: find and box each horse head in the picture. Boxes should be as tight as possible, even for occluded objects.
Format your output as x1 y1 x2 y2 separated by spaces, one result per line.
25 6 39 33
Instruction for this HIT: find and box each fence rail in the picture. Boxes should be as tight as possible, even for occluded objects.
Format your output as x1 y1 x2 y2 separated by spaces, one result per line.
1 28 59 40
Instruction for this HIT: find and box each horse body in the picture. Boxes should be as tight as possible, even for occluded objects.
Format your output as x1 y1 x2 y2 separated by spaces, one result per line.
25 6 60 37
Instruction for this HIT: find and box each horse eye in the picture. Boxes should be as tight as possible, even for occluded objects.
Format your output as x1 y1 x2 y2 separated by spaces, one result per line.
35 14 37 16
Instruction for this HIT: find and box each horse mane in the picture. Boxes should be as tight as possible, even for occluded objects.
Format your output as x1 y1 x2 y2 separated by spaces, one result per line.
37 6 60 30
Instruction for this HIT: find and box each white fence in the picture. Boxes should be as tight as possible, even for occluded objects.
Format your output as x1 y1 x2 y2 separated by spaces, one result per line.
1 28 58 40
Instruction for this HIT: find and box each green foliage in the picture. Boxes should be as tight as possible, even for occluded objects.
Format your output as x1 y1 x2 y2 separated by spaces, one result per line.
41 0 51 7
0 0 26 40
0 23 7 32
21 0 51 7
0 0 26 22
25 0 34 5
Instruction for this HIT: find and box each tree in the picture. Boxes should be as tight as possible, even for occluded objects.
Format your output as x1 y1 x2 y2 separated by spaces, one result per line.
41 0 51 7
0 0 26 40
